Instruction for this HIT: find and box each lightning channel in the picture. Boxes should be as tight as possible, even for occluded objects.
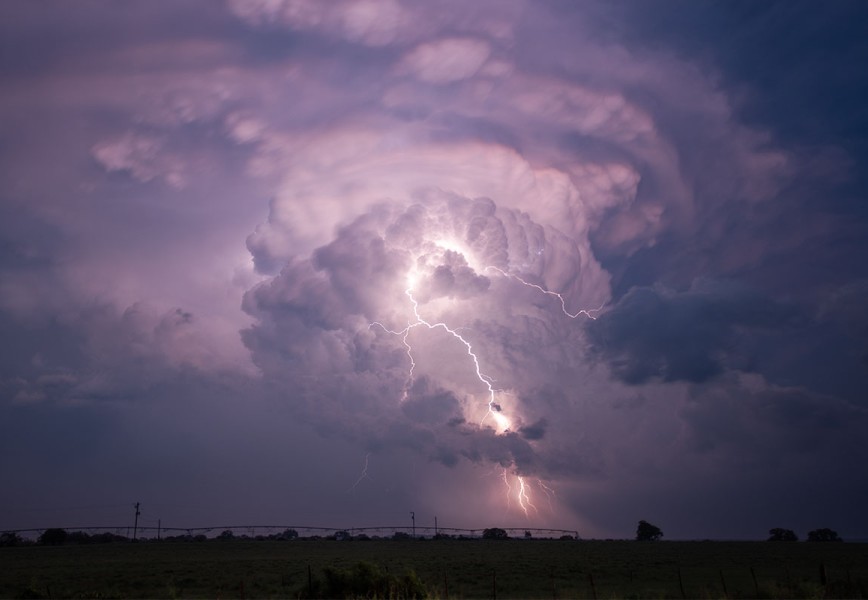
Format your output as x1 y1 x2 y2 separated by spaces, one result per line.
536 479 557 512
486 266 604 320
347 452 372 493
517 476 537 516
371 280 506 430
369 249 601 519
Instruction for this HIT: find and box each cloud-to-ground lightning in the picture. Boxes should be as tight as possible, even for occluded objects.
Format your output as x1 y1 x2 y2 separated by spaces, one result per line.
348 452 372 493
498 467 537 517
516 476 537 516
536 479 557 512
371 264 507 431
371 244 604 517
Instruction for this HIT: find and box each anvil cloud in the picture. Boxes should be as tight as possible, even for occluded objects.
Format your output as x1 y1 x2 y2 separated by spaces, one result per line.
1 0 867 539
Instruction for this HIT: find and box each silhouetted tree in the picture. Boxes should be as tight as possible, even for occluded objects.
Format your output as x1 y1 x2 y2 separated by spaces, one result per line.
636 520 663 541
0 532 23 546
482 527 509 539
274 528 298 541
768 528 798 541
39 528 68 545
218 529 235 541
807 528 842 542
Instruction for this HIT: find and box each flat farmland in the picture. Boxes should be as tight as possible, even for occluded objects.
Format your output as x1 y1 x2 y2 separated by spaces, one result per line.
3 539 868 598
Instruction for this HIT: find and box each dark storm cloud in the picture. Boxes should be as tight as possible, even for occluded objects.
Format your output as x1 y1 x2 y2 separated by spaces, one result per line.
586 280 798 384
518 419 547 441
3 0 868 539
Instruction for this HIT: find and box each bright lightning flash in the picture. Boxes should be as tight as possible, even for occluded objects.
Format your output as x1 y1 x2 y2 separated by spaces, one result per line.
499 467 538 517
371 243 508 431
371 240 602 518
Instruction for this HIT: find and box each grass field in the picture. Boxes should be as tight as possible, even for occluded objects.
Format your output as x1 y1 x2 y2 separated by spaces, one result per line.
2 538 868 599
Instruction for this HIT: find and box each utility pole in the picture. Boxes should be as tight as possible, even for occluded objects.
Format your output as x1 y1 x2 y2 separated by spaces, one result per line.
434 516 438 537
157 519 161 541
410 511 415 539
133 502 140 541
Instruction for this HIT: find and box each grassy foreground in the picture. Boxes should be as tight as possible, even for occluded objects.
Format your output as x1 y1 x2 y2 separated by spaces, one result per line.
2 538 868 599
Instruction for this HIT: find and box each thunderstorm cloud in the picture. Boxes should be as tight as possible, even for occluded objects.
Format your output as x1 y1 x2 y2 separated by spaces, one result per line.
2 0 868 539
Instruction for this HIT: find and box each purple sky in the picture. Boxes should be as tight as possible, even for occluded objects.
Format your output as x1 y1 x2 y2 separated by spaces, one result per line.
2 0 868 540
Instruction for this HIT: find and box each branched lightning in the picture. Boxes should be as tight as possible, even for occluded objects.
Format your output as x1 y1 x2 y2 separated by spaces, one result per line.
347 452 372 493
486 266 604 319
536 479 557 512
500 468 513 509
499 467 537 517
371 279 506 429
517 476 537 516
369 244 604 518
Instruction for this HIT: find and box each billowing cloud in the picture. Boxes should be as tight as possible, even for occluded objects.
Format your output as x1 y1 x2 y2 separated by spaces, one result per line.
2 0 867 539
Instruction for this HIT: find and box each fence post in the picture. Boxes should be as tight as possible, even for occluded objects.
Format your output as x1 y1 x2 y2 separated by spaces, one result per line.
719 569 728 599
750 566 759 597
492 570 497 600
308 564 312 597
678 567 686 599
588 572 597 600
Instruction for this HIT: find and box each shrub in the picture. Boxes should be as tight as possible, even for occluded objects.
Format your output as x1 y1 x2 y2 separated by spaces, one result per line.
482 527 509 540
0 531 23 546
38 528 68 545
305 561 427 599
767 528 798 542
807 528 842 542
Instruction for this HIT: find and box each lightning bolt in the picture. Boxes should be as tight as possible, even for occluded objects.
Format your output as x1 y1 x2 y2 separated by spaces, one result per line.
517 475 537 516
486 266 604 320
499 467 537 517
347 452 372 493
536 479 557 512
369 244 603 518
371 277 506 430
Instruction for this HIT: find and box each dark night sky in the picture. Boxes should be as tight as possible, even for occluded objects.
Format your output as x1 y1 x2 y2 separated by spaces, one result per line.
1 0 867 540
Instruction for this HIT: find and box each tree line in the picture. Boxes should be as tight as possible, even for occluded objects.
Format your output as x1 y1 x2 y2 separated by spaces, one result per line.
635 520 843 542
0 524 846 546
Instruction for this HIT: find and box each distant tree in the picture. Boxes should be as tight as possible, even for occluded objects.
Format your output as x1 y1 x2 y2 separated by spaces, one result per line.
807 528 842 542
392 531 411 540
274 528 298 541
0 532 23 547
482 527 509 540
559 534 575 541
636 520 663 541
524 530 532 539
90 532 126 544
218 530 235 541
67 531 93 544
39 528 68 545
768 528 798 541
